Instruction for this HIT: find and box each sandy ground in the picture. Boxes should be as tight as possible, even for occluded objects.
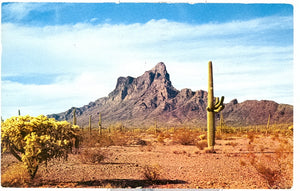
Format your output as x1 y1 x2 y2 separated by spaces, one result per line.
1 134 293 189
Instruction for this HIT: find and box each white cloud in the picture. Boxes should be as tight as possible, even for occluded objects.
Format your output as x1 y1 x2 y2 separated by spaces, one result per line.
1 72 112 118
2 3 45 21
1 16 293 118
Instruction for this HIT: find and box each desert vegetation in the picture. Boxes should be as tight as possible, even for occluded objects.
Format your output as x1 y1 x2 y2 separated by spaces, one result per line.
1 116 293 188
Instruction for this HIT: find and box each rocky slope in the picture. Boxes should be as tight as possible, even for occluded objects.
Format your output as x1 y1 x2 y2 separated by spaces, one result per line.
48 62 293 127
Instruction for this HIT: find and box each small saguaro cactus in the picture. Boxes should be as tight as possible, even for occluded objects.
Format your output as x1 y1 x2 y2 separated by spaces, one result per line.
98 113 102 136
89 115 92 135
266 113 271 135
206 61 225 152
18 109 21 116
73 108 77 126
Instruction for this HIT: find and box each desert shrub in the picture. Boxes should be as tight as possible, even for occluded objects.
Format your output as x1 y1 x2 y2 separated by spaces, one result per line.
132 128 142 134
288 125 293 131
246 136 293 188
109 122 126 132
172 128 198 145
81 131 115 148
98 134 115 147
1 163 31 187
79 149 105 164
139 140 154 152
142 164 162 181
284 125 293 136
198 134 206 140
247 132 256 144
110 132 129 146
82 133 100 147
162 130 171 139
136 139 147 146
196 140 207 150
82 127 142 147
249 155 282 188
146 126 158 134
157 133 165 143
167 127 175 134
1 115 80 179
215 133 223 140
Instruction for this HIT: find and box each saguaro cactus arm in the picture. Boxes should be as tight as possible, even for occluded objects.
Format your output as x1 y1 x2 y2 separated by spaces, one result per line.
206 96 225 112
214 96 225 112
215 96 223 108
214 104 225 113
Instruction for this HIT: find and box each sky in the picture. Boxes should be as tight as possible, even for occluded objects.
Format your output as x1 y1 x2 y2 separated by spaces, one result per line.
0 2 294 119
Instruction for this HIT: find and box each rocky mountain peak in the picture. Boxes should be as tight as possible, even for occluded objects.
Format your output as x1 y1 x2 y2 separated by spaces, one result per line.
48 62 293 127
150 62 169 80
108 62 177 102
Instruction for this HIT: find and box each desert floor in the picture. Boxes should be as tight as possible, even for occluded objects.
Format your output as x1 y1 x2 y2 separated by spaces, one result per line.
1 131 293 189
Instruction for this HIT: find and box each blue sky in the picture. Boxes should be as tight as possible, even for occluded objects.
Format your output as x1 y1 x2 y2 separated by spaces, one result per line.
1 3 292 25
1 2 294 119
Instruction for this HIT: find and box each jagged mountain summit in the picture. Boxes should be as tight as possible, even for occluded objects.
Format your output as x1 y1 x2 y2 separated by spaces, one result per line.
48 62 293 127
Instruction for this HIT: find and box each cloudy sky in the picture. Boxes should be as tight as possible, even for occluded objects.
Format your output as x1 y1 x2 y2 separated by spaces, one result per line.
1 2 294 119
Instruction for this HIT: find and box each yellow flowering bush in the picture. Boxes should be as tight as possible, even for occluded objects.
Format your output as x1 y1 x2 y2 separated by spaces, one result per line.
1 115 80 179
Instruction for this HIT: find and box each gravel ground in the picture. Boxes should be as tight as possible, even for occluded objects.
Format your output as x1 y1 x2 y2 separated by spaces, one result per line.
1 135 293 188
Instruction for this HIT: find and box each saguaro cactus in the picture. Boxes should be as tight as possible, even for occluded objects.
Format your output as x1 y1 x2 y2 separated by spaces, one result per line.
206 61 225 152
73 108 77 126
89 115 92 135
98 113 102 136
266 113 271 134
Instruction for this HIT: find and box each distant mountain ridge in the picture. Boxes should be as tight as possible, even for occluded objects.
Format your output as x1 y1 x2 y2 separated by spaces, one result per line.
48 62 293 127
